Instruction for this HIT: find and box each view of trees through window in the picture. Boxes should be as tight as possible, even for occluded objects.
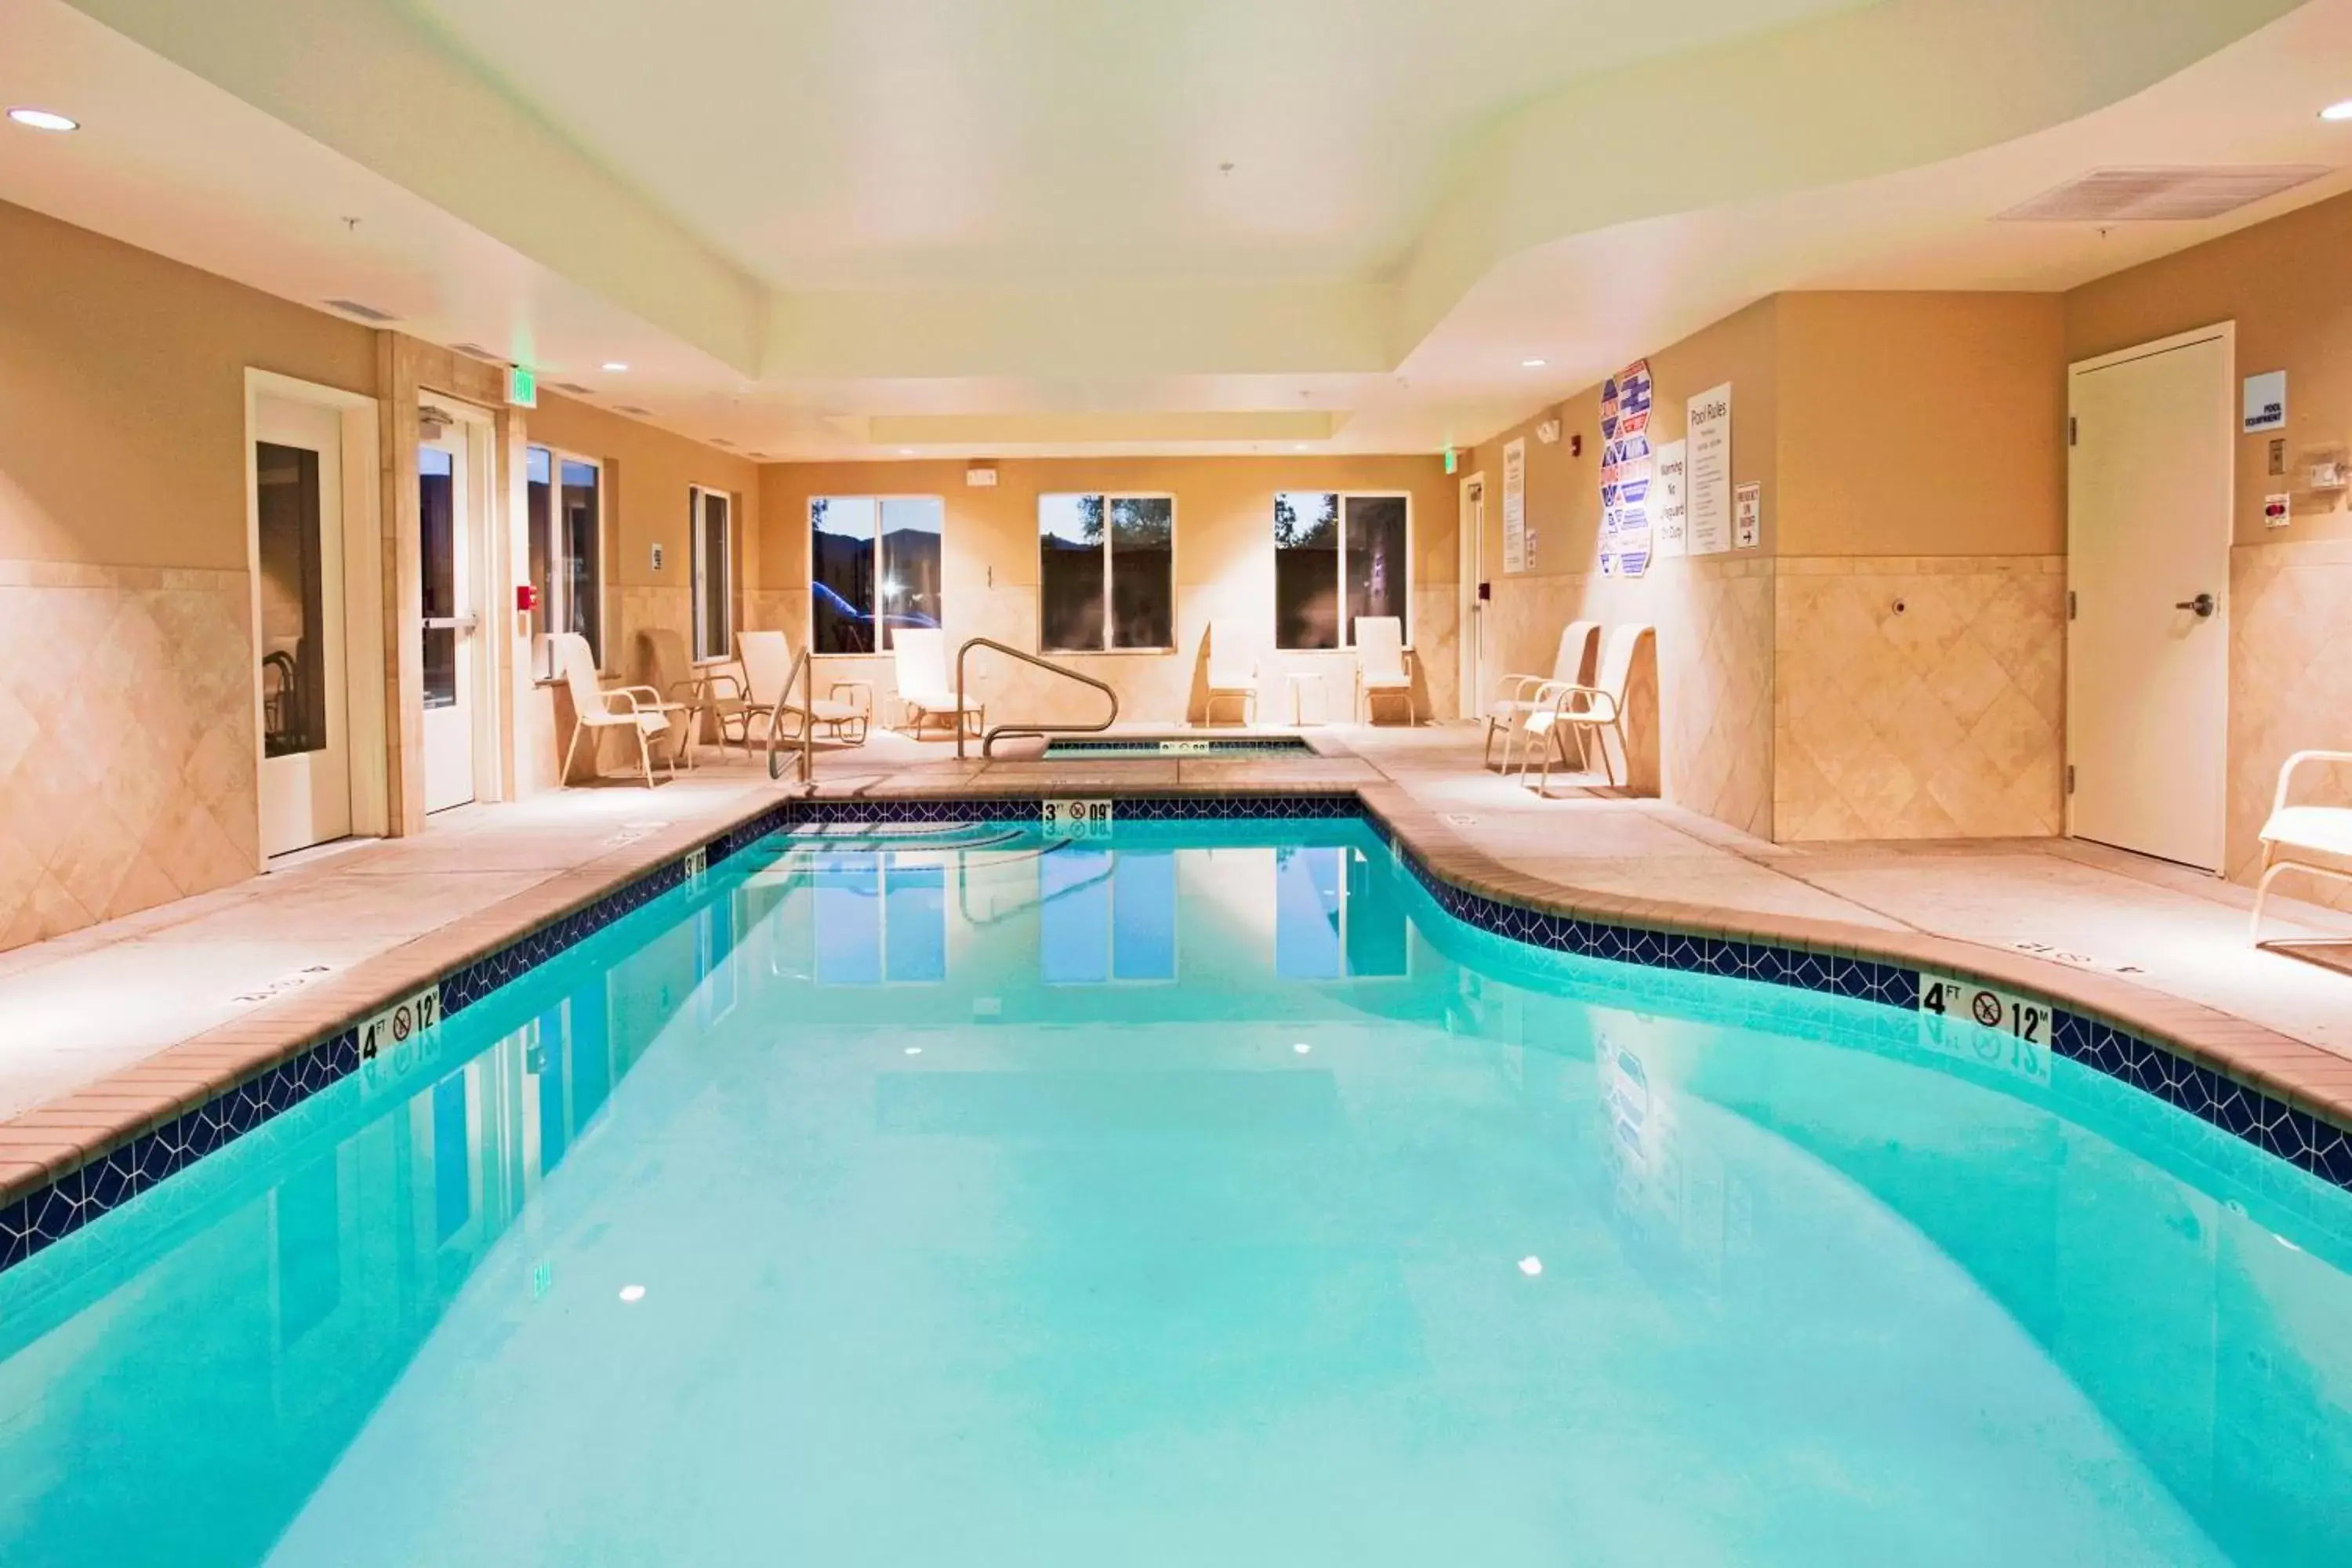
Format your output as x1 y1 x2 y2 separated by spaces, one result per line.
1039 494 1173 652
811 496 943 653
1275 492 1408 649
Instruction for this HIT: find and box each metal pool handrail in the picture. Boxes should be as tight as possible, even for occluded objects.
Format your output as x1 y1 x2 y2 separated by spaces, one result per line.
763 643 816 787
956 637 1119 759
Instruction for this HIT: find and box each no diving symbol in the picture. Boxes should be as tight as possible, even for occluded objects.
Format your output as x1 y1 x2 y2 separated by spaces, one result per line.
1969 989 2002 1029
391 1004 413 1044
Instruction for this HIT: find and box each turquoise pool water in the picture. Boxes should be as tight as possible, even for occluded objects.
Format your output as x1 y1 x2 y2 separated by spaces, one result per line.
2 818 2348 1566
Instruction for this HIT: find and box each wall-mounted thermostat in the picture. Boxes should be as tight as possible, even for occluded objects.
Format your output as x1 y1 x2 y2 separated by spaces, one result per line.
966 465 999 488
651 543 665 571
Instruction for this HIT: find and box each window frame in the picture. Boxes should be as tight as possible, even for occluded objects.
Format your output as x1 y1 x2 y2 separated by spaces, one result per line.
1036 491 1178 655
528 445 607 677
690 485 734 663
1272 489 1413 652
808 493 946 656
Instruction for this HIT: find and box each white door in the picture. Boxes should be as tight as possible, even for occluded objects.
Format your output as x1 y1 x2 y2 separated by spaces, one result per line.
419 421 478 813
2067 325 2233 871
255 397 353 856
1457 475 1485 718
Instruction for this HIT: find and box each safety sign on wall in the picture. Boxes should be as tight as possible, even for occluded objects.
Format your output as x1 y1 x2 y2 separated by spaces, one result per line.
1686 383 1733 555
1502 437 1528 574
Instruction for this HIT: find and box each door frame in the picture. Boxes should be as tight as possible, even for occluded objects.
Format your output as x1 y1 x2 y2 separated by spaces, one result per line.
419 394 504 811
2063 319 2234 869
1457 472 1485 720
243 368 387 864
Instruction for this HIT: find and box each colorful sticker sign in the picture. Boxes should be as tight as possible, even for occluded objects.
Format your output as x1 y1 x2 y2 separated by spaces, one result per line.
1600 360 1653 442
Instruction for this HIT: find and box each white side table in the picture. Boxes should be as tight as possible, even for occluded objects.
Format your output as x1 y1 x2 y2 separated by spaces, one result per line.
1286 670 1329 726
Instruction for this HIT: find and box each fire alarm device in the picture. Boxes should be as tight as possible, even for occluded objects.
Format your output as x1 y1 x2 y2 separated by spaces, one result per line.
515 583 539 612
2263 493 2292 528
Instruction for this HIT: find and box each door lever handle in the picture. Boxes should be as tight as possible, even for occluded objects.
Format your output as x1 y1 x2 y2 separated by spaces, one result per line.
2173 593 2216 619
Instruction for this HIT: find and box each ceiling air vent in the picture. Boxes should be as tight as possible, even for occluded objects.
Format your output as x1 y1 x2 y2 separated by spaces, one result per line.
1996 166 2331 223
615 405 653 417
548 381 593 395
324 297 397 323
450 342 503 361
708 437 735 448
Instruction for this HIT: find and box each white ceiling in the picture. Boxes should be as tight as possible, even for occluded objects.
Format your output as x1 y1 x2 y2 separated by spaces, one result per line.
401 0 1876 288
2 0 2346 459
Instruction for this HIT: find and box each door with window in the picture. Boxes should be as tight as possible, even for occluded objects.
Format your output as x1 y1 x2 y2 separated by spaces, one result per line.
2067 325 2233 870
255 397 352 855
691 487 733 661
419 417 478 813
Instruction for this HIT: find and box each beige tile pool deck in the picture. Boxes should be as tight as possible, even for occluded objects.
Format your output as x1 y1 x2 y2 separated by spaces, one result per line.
4 722 2352 1214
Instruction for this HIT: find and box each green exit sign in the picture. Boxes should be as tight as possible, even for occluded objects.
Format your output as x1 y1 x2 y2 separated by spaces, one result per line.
1443 447 1459 475
506 365 537 408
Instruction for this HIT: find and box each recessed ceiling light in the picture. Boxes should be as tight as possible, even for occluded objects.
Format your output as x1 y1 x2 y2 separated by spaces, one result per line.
1293 443 1309 452
601 361 629 372
1522 358 1547 368
2323 99 2352 122
898 448 915 456
8 107 78 132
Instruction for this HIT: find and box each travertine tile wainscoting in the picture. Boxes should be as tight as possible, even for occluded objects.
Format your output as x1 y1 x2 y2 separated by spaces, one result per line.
0 561 259 947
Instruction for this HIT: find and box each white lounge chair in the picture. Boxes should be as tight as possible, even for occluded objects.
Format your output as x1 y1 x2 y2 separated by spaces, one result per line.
555 631 676 789
634 626 732 769
2251 750 2352 940
1353 615 1413 724
1484 620 1599 772
1203 622 1258 726
892 627 985 739
1532 623 1653 796
731 629 868 750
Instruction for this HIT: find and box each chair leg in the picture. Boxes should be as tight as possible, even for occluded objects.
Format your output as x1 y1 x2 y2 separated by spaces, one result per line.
636 728 655 789
563 720 586 785
2250 848 2280 942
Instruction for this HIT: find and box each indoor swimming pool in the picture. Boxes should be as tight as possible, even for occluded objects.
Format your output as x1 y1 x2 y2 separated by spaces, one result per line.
0 817 2346 1566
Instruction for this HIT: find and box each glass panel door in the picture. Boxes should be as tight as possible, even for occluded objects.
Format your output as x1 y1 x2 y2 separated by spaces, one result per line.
253 396 351 856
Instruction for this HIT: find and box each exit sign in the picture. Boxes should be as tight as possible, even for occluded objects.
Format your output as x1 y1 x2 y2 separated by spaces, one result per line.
506 365 538 408
1443 447 1459 475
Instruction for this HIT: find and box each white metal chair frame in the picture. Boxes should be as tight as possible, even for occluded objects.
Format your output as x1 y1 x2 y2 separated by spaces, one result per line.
555 632 677 789
731 630 869 751
892 628 985 739
1484 621 1599 773
2249 749 2352 940
1530 625 1650 797
1353 616 1414 724
1203 624 1259 727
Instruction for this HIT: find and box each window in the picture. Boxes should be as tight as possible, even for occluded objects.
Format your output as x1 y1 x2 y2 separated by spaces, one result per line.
1039 848 1177 984
528 447 604 671
691 487 733 662
1274 492 1410 649
811 495 943 654
1039 494 1174 652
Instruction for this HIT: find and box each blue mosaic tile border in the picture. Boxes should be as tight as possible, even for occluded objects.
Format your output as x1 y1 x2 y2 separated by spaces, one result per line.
1042 738 1317 755
5 789 2347 1275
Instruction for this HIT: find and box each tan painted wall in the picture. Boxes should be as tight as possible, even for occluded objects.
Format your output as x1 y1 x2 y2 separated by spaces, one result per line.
2065 186 2352 899
0 201 377 567
1468 292 2067 842
757 456 1456 726
1778 292 2066 557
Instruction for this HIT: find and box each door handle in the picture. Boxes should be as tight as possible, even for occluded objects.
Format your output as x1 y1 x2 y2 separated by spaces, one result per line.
2172 593 2216 619
423 615 482 633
